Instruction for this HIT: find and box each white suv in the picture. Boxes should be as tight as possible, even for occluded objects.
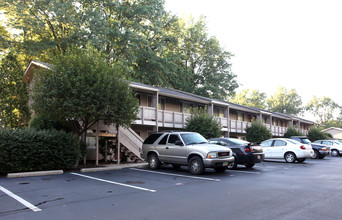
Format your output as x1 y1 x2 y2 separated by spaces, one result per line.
141 132 234 175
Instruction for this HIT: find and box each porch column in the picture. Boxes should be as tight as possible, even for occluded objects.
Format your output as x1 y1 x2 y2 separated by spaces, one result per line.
95 121 99 166
225 106 230 137
153 92 159 132
208 103 214 116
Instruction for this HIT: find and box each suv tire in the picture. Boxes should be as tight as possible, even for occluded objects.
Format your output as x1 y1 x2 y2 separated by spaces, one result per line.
189 156 204 175
148 153 160 169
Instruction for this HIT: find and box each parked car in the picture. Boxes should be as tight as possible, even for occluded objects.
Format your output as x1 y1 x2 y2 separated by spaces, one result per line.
141 131 235 175
313 140 342 157
208 138 264 169
260 138 314 163
290 136 330 159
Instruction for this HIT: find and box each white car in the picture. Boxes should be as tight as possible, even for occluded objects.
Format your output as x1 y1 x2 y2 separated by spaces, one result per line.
313 140 342 157
260 138 314 163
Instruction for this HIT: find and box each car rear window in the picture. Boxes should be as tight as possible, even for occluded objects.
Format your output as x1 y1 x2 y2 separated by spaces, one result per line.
143 133 163 144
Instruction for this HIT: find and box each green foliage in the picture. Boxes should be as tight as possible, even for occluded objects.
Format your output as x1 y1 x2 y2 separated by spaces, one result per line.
186 107 221 139
267 87 303 116
306 96 340 124
307 127 329 142
32 47 139 138
1 0 238 99
0 52 30 128
0 128 83 174
283 127 303 138
246 122 272 143
231 89 267 109
29 114 73 133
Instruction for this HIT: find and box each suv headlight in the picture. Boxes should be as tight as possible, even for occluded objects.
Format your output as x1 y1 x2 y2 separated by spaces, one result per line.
207 152 218 158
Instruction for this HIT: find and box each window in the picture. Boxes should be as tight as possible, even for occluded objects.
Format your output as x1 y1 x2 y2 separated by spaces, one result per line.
158 98 165 110
181 102 193 113
274 140 286 146
215 107 224 118
261 140 273 147
238 112 244 121
158 135 168 145
143 133 163 144
168 134 180 144
147 95 153 107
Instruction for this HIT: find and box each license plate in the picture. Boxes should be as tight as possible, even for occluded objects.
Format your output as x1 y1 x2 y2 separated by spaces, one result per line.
223 162 228 166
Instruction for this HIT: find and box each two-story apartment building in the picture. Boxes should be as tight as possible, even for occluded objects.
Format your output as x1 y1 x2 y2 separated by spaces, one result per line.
23 60 317 164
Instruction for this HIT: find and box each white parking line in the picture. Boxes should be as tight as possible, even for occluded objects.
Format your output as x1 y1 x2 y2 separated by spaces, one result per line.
228 170 260 174
70 172 156 192
0 185 42 212
130 168 221 181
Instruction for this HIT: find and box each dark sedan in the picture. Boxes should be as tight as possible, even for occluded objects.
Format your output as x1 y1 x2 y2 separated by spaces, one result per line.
208 138 264 169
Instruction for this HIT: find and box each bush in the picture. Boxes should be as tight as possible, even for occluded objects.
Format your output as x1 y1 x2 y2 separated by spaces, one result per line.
186 108 221 139
0 128 83 174
308 127 329 142
283 127 303 138
246 122 272 143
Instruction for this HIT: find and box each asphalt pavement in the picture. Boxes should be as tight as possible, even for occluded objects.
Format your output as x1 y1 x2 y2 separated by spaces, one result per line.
1 157 342 220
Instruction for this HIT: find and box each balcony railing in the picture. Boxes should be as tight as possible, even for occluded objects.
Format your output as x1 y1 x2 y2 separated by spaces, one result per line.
134 106 309 136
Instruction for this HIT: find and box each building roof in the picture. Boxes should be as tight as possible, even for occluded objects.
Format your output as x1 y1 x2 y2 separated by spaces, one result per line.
24 60 317 125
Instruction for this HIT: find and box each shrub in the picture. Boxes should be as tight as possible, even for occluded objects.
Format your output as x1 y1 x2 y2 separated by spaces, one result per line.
246 122 272 143
186 108 221 139
283 127 303 138
308 127 329 142
0 128 83 174
29 114 73 133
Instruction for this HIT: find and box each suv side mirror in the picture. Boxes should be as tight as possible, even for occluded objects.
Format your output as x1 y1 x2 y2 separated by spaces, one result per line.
175 140 183 146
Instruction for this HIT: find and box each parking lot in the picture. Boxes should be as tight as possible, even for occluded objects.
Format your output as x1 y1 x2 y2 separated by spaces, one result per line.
1 156 342 220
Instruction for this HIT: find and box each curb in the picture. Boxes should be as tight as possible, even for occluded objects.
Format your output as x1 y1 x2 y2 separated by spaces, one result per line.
7 170 64 178
80 163 148 173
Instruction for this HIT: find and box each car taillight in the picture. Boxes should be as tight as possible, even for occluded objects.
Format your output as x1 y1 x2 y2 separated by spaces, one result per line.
322 147 326 151
245 147 250 153
300 145 306 150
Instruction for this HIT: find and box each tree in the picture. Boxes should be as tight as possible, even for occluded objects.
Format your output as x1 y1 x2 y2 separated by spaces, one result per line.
307 127 329 142
267 87 303 115
283 127 303 138
31 47 139 140
230 89 267 109
306 96 340 124
246 122 272 143
0 52 30 128
185 107 221 139
170 16 238 99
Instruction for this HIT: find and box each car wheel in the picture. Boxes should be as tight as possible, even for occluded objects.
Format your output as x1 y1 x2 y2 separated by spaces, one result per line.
331 149 339 157
311 150 319 159
318 155 325 159
245 162 255 168
227 156 237 170
214 166 227 172
189 156 204 175
284 152 296 163
147 153 160 170
297 158 306 163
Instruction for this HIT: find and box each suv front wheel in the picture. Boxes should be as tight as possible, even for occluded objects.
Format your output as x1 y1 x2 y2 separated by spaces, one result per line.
147 153 161 169
189 156 204 175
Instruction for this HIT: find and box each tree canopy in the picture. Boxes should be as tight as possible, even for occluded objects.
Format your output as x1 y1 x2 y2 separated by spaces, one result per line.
267 86 303 116
0 52 30 128
31 48 139 138
0 0 238 99
230 89 267 109
306 96 340 124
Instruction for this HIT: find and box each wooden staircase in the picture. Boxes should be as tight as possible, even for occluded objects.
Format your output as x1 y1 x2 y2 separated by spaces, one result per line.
87 121 144 163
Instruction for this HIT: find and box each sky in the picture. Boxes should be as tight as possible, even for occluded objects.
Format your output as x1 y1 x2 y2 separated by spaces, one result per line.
164 0 342 109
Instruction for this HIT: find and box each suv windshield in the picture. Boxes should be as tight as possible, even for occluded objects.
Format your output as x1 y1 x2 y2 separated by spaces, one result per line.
180 133 208 145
